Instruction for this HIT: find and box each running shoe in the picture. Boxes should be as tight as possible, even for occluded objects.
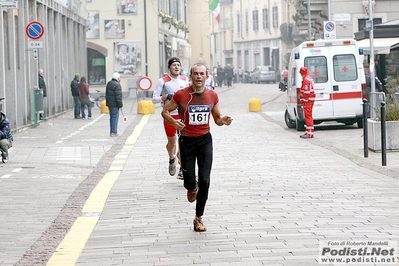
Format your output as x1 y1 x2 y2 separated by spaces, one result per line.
187 188 198 203
177 168 183 180
193 217 207 232
169 156 177 176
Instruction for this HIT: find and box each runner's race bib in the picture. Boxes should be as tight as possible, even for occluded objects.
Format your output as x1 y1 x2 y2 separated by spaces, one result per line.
188 105 210 125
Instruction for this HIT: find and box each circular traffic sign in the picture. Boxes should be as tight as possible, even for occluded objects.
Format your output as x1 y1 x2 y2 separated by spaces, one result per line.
26 21 44 40
325 22 335 32
137 76 152 91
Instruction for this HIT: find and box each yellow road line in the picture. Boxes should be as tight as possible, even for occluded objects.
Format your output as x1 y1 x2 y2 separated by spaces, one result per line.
46 114 151 266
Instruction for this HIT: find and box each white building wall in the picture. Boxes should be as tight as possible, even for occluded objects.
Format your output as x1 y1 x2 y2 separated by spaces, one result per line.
0 0 87 129
232 0 287 75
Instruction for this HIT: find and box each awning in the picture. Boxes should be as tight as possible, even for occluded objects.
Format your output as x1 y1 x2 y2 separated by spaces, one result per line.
356 38 399 54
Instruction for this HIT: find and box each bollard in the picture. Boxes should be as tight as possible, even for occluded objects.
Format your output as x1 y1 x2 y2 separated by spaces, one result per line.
249 98 262 112
362 98 368 158
137 100 155 114
380 101 386 166
100 100 109 114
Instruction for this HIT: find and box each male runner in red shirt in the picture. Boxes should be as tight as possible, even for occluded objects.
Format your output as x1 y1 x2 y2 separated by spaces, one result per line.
162 63 232 232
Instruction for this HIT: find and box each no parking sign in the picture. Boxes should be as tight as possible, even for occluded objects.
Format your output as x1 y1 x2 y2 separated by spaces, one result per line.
323 21 336 40
26 21 45 40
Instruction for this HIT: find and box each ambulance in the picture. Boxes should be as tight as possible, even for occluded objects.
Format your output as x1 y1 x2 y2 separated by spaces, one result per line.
284 39 367 131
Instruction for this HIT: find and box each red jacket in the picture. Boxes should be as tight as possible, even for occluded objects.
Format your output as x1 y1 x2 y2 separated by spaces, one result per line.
78 83 90 98
300 74 315 102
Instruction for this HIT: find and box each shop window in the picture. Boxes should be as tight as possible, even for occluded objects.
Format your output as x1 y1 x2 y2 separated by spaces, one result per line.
87 48 106 85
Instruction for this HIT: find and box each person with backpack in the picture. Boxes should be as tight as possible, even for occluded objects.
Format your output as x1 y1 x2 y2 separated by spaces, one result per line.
152 57 189 179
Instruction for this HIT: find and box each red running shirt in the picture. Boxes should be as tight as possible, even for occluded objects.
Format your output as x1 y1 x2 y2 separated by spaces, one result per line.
173 86 219 137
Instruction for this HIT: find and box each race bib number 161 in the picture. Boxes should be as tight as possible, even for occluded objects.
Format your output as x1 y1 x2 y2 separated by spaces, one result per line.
188 105 210 125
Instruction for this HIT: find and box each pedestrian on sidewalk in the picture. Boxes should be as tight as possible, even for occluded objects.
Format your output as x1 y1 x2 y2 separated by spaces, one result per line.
70 73 81 119
78 76 92 120
38 69 47 120
161 63 233 232
0 111 13 163
237 66 244 83
224 64 234 87
106 72 123 137
299 67 315 138
216 65 225 87
152 57 189 179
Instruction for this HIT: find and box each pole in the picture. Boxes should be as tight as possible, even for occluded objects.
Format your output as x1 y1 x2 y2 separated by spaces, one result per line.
327 0 331 21
144 0 148 76
33 87 38 128
381 101 387 166
363 99 368 158
369 0 376 118
307 0 311 40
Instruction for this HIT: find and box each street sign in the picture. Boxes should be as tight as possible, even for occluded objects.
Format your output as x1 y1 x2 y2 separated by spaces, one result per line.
28 41 43 49
137 76 152 91
365 20 372 31
25 21 44 40
323 21 336 40
0 0 18 9
33 49 38 60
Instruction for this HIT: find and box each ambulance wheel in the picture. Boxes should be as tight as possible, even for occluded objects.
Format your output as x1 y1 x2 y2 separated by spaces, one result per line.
285 110 295 128
296 118 306 131
357 118 363 128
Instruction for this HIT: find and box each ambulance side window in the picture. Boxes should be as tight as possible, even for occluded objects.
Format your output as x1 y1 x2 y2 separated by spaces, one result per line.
304 57 328 83
333 54 358 82
291 67 296 86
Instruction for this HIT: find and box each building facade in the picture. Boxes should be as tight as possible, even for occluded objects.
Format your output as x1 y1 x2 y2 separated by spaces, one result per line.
227 0 296 77
0 0 86 129
85 0 191 96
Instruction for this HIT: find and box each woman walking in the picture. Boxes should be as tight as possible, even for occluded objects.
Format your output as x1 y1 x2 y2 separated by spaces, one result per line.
78 76 92 119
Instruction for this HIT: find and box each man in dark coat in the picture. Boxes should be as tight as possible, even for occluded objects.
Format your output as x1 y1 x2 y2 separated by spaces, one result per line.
224 64 234 87
106 72 123 137
70 73 81 119
216 65 225 88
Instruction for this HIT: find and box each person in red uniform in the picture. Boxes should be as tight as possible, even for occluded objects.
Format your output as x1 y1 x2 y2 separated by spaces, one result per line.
299 67 316 138
161 63 233 232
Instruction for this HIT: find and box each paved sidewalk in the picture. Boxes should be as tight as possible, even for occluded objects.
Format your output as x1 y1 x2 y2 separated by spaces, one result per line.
2 84 399 266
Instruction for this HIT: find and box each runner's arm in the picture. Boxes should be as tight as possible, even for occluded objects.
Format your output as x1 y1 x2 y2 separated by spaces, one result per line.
211 103 233 126
161 100 185 130
152 79 167 104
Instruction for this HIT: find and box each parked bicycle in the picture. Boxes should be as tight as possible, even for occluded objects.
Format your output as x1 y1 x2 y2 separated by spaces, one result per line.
91 90 106 108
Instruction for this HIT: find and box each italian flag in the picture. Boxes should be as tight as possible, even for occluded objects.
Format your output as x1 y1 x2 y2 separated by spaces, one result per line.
209 0 220 23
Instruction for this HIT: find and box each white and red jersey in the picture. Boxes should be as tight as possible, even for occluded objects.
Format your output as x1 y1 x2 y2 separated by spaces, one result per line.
300 74 316 102
205 75 215 90
152 75 189 115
